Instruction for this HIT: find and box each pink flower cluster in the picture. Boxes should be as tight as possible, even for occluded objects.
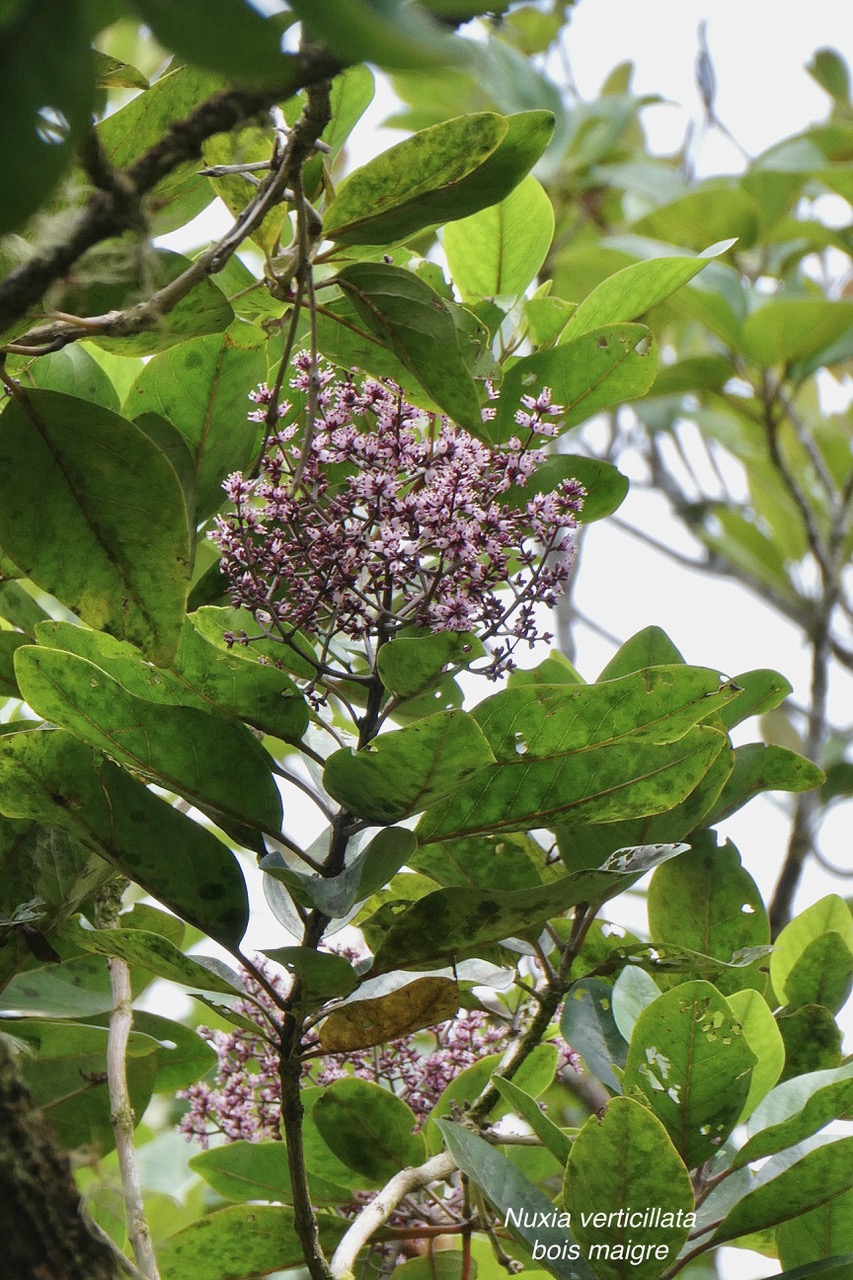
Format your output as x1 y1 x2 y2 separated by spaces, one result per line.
178 961 579 1148
211 356 584 678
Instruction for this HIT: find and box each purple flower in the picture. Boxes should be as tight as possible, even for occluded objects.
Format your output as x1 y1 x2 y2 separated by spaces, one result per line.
178 958 579 1148
210 359 584 679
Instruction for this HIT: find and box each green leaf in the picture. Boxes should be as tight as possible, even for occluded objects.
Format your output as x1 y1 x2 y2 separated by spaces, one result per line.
525 294 577 346
698 504 797 601
559 246 731 342
492 1074 572 1165
611 967 661 1043
771 896 853 1015
191 1141 295 1205
203 118 289 250
325 111 553 244
263 826 417 919
598 627 685 679
777 1005 843 1081
14 646 283 834
7 345 121 412
777 1189 853 1268
704 744 825 827
491 324 658 442
395 1256 478 1280
325 709 495 823
336 263 484 432
711 1138 853 1244
190 1139 352 1206
177 614 308 742
561 978 626 1094
424 1043 557 1151
0 935 145 1017
443 175 554 299
476 667 736 755
437 1122 594 1280
123 324 267 522
807 48 851 101
322 64 377 158
157 1204 346 1280
0 818 113 991
261 946 359 1009
326 112 506 243
312 1078 427 1184
647 839 769 994
132 1009 218 1093
0 631 27 697
504 455 629 525
130 0 292 84
606 941 772 988
10 1017 158 1153
418 727 726 844
564 1097 694 1280
554 739 732 872
315 293 439 402
318 975 458 1051
622 980 757 1168
650 353 733 395
97 66 220 233
773 1258 853 1280
715 669 793 731
188 604 317 680
733 1063 853 1170
289 0 468 71
67 925 242 995
90 251 233 355
630 185 759 253
0 0 95 234
410 832 547 892
0 581 50 635
0 728 250 947
378 631 484 698
727 988 785 1123
0 390 192 664
93 49 149 91
739 299 853 368
372 848 687 973
36 618 308 745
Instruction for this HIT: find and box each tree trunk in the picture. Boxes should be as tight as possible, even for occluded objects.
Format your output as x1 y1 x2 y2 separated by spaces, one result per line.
0 1033 121 1280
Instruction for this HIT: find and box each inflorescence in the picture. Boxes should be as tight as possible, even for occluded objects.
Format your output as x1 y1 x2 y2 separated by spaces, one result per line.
211 355 584 678
178 959 580 1148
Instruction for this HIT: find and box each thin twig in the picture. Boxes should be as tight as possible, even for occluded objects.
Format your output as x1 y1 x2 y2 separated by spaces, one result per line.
81 1212 150 1280
95 881 160 1280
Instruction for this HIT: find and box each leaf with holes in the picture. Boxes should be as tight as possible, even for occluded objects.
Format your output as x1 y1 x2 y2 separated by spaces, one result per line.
622 980 757 1169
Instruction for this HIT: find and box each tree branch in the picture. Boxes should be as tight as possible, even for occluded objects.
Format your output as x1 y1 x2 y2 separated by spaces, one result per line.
330 1154 457 1280
0 49 342 336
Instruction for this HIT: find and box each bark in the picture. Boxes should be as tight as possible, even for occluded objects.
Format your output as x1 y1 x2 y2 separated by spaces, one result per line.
0 1034 121 1280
